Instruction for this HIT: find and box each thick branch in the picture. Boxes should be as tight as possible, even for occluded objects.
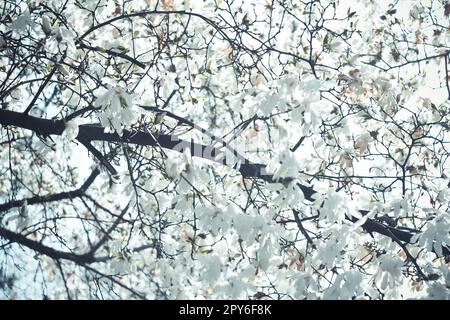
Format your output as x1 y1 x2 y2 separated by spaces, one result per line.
0 226 96 264
0 108 449 258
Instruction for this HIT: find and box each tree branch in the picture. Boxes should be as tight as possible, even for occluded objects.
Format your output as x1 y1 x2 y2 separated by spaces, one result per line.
76 42 146 69
23 61 60 114
1 108 449 259
0 167 100 213
0 226 96 264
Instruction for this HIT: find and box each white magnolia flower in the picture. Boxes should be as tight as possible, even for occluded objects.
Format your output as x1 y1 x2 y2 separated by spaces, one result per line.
375 254 404 289
354 133 371 155
339 151 353 168
323 271 364 299
94 85 135 135
63 121 79 141
110 257 131 274
426 283 449 300
10 11 35 35
412 213 450 257
199 255 222 283
42 15 52 35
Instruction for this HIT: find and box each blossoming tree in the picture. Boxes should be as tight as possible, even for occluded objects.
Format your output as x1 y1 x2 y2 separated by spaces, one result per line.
0 0 449 299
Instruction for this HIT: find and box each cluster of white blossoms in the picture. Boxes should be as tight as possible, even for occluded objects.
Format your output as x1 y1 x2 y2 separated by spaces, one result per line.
0 0 449 300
